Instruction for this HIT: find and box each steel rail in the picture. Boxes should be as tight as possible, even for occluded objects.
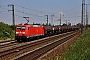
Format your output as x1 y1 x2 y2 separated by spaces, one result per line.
11 31 79 60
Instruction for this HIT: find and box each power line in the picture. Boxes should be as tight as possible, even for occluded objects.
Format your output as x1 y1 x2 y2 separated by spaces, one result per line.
64 16 81 18
0 6 9 10
15 5 53 14
0 4 83 25
1 0 87 25
0 12 11 15
16 10 44 17
0 5 8 8
5 0 82 13
64 5 81 13
3 0 82 15
0 4 45 24
0 11 24 18
54 15 81 19
0 8 45 22
0 5 45 18
4 0 53 14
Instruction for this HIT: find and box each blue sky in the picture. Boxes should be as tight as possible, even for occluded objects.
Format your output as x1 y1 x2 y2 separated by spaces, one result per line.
0 0 90 25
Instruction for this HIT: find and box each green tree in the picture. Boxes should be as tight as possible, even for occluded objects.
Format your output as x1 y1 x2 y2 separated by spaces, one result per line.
0 22 14 40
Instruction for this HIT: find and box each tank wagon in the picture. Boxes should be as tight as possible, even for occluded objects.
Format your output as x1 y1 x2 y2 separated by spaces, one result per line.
15 23 79 42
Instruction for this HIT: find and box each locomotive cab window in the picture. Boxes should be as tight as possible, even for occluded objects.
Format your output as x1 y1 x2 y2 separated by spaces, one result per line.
16 26 26 30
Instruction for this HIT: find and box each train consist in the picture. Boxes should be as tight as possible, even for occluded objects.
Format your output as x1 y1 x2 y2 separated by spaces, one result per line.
15 23 79 42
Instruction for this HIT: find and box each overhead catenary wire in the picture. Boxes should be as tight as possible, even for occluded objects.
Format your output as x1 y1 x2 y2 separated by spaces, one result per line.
2 0 85 16
15 10 44 17
0 11 23 18
64 5 81 13
0 8 45 21
0 4 83 20
1 0 82 18
3 0 53 14
64 16 81 18
0 11 45 23
0 5 9 10
15 5 53 14
0 5 45 18
1 0 88 25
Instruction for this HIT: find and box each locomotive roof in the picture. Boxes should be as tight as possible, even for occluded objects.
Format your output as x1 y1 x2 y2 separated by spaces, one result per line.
16 23 43 27
30 24 43 27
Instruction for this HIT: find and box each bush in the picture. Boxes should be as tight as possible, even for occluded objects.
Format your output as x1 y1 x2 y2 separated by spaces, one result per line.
0 22 15 40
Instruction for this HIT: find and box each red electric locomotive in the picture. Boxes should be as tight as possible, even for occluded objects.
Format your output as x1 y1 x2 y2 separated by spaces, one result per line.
15 23 80 42
15 23 44 42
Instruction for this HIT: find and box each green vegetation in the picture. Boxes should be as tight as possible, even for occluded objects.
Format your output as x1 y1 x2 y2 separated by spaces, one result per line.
0 22 15 40
43 28 90 60
57 28 90 60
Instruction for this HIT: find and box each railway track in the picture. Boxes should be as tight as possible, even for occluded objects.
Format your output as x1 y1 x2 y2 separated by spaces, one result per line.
0 30 79 60
0 40 15 45
0 39 14 43
11 30 80 60
0 40 17 48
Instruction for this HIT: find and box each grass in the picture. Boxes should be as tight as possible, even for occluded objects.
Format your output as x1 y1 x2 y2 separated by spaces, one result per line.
59 28 90 60
43 28 90 60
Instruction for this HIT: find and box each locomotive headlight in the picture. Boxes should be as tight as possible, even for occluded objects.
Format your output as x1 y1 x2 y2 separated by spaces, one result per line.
53 28 54 30
59 28 60 29
16 32 19 34
22 32 25 34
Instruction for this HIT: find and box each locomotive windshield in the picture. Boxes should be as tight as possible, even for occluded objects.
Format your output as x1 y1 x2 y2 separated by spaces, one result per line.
16 26 26 30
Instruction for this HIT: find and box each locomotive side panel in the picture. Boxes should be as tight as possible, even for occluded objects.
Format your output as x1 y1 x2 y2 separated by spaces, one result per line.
15 24 44 42
29 26 44 37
